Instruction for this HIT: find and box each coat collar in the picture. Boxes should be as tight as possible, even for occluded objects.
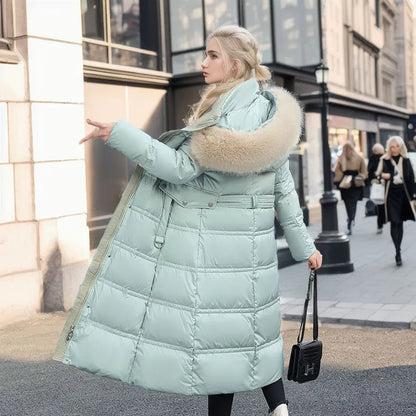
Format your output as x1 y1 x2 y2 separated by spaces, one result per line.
183 78 269 132
189 85 302 174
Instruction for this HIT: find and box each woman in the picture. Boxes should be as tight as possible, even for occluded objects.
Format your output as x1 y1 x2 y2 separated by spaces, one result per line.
333 141 367 235
376 136 416 266
54 26 322 416
367 143 386 233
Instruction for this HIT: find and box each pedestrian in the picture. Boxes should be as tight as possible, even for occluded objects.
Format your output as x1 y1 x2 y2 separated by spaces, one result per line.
333 141 367 235
367 143 386 233
54 25 322 416
376 136 416 266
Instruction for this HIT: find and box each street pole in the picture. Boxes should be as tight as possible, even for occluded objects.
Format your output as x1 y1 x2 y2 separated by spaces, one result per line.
313 0 353 274
314 69 353 273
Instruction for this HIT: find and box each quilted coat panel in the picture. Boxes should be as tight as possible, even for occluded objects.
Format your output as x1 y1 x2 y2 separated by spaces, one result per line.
55 78 316 395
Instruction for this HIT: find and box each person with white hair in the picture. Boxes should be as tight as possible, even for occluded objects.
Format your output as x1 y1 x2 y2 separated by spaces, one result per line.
367 143 386 233
376 136 416 266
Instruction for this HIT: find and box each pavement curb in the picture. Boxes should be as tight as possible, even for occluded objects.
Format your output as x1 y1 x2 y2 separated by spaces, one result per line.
282 314 414 330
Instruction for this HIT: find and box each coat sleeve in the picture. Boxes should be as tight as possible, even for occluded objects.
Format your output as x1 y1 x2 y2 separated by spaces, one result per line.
333 159 343 184
272 158 316 261
359 157 368 179
106 120 203 184
375 158 384 177
405 158 416 199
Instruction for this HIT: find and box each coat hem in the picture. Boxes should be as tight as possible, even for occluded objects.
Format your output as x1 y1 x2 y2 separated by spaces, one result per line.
53 166 145 362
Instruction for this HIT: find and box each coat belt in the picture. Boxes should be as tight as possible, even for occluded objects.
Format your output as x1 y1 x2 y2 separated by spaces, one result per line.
159 182 274 209
216 194 275 208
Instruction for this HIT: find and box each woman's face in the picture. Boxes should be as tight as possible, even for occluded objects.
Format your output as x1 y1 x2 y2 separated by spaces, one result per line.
389 141 400 156
201 38 232 84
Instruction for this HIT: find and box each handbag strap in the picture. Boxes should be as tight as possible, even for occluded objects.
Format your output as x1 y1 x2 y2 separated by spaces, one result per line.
296 269 319 343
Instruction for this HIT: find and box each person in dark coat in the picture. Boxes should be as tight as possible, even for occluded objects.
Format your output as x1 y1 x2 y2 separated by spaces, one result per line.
376 136 416 266
367 143 386 233
333 142 367 235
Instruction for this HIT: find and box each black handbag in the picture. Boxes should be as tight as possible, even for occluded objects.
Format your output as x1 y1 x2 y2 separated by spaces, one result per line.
287 269 322 383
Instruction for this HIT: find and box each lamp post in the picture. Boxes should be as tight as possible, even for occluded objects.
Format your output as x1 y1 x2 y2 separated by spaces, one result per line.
313 62 354 274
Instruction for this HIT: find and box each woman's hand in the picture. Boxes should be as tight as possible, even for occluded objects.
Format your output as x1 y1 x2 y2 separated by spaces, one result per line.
381 172 390 180
79 119 115 144
308 250 323 270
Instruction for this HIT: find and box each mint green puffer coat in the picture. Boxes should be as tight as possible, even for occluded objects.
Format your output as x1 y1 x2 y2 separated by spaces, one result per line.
54 78 316 395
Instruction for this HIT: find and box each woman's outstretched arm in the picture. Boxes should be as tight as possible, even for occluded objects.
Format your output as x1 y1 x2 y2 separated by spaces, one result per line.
80 119 203 184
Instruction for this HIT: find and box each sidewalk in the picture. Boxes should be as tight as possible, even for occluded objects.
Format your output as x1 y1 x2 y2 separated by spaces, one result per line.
280 199 416 329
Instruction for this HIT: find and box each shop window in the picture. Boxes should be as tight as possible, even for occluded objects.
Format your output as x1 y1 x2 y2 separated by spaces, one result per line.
244 0 272 63
82 0 160 70
170 0 239 74
272 0 320 67
170 0 321 74
170 0 204 73
204 0 238 33
329 128 348 168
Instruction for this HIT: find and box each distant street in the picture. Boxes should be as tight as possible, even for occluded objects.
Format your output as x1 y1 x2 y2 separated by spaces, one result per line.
1 314 415 416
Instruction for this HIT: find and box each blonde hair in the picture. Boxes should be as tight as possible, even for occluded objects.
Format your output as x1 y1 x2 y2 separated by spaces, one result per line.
187 25 271 124
386 135 408 158
342 141 357 161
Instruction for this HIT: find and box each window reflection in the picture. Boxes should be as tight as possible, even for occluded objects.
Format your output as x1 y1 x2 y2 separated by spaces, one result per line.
172 51 205 74
244 0 272 63
205 0 238 33
273 0 320 67
112 48 158 70
81 0 104 40
170 0 204 52
110 0 141 48
83 42 108 62
81 0 160 70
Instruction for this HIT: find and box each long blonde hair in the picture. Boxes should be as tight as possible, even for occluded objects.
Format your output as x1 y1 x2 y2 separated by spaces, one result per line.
187 25 271 124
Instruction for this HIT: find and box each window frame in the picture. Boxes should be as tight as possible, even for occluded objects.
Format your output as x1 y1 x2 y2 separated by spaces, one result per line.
82 0 168 79
0 0 19 64
169 0 321 75
169 0 265 75
351 31 378 97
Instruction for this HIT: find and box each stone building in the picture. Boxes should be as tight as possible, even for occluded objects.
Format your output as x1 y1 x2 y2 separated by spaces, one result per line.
303 0 416 203
0 0 415 326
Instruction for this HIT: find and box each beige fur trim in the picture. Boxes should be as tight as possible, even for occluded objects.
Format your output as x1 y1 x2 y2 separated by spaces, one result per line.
189 87 302 174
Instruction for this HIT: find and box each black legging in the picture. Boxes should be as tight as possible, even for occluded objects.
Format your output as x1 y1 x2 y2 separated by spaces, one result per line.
390 221 403 252
344 196 358 228
208 378 286 416
376 204 385 229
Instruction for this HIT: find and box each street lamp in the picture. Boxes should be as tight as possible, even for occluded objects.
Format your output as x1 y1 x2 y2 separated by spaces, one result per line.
313 62 354 274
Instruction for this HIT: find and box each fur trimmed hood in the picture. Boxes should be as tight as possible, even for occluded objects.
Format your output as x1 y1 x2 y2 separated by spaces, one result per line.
189 87 302 174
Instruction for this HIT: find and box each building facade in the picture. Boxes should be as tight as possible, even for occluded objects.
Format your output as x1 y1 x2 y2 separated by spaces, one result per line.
0 0 415 326
303 0 416 204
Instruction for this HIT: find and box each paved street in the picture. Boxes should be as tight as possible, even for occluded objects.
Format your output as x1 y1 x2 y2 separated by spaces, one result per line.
280 199 416 329
1 199 416 416
1 314 416 416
